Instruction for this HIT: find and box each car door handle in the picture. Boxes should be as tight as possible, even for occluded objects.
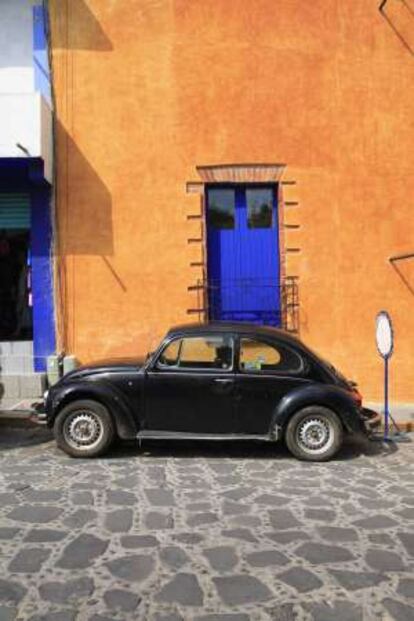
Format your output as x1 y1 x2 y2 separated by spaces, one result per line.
214 378 234 384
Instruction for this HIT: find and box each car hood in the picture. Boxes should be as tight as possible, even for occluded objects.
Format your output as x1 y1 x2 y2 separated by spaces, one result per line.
59 357 146 382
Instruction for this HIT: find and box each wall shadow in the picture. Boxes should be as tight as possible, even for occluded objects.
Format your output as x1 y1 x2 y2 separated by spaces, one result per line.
50 0 113 51
55 120 114 256
380 0 414 56
390 257 414 295
0 424 53 451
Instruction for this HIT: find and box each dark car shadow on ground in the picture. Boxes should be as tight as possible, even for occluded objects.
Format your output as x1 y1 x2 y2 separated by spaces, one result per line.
0 422 53 451
103 432 404 462
337 433 402 459
0 423 408 461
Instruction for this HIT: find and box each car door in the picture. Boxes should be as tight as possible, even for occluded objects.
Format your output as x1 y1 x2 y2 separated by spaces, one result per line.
144 333 237 434
234 336 310 434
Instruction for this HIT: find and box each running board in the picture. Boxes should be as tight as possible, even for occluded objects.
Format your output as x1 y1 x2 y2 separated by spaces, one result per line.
136 430 272 442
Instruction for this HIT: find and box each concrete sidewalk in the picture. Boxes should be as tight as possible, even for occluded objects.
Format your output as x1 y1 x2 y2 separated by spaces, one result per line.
365 402 414 433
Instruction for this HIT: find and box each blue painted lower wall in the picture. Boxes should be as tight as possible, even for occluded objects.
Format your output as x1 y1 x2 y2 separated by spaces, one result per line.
0 158 57 372
31 186 56 372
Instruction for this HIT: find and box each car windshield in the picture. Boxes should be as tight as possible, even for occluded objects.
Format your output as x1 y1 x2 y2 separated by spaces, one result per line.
158 335 234 370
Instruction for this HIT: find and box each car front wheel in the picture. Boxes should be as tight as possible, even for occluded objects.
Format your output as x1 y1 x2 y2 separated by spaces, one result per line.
54 399 115 458
285 406 343 462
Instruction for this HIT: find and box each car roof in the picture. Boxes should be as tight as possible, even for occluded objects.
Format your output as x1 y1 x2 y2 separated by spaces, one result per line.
166 322 303 347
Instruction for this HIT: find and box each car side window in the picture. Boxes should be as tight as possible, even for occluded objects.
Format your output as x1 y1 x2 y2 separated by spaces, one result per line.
158 339 181 367
157 336 234 371
239 338 302 373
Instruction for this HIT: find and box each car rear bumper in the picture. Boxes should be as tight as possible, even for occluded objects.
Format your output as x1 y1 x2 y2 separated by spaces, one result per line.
360 407 382 433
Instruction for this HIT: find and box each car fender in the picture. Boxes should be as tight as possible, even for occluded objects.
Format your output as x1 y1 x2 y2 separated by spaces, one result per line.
46 381 138 440
270 383 362 436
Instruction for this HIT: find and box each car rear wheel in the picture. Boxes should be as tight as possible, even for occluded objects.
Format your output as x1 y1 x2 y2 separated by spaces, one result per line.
285 406 343 461
54 399 114 458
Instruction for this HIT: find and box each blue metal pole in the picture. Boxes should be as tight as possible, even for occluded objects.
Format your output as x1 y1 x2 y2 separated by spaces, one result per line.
384 356 389 439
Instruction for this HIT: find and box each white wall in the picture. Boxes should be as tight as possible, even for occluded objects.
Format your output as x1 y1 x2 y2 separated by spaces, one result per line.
0 93 52 182
40 94 53 182
0 0 35 94
0 0 52 182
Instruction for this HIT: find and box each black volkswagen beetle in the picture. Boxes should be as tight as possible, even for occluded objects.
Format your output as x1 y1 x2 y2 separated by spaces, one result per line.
40 322 379 461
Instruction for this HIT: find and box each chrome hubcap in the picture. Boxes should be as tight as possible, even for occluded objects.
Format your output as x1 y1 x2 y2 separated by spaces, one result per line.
297 417 333 454
64 411 103 450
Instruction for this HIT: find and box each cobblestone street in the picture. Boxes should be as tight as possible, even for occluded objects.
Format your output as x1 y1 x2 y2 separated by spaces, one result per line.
0 427 413 621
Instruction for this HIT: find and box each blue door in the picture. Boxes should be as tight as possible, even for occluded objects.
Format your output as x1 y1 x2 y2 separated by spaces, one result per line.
206 185 281 326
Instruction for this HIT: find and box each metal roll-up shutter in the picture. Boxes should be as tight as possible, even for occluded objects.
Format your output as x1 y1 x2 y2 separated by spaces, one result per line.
0 193 31 230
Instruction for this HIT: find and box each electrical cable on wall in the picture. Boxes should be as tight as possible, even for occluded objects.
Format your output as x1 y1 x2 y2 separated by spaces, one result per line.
42 0 68 356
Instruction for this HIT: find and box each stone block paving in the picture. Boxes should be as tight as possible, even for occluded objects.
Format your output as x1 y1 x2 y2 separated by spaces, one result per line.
0 427 413 620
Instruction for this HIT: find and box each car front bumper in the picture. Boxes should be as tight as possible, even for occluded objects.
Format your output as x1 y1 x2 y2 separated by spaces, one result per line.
30 400 48 425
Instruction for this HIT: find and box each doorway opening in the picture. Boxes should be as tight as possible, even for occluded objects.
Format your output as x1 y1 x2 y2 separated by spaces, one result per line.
206 184 281 326
0 229 33 342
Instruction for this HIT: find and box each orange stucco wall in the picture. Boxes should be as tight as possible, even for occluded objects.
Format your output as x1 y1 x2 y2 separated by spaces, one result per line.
50 0 414 402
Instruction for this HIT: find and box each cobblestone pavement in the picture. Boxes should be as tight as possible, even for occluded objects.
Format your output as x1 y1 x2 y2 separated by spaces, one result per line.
0 427 413 621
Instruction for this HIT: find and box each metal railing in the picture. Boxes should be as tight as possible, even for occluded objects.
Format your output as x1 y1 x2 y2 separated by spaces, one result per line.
194 276 299 333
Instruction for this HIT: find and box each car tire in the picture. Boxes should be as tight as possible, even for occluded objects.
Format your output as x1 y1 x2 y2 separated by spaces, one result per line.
285 406 343 462
54 399 115 458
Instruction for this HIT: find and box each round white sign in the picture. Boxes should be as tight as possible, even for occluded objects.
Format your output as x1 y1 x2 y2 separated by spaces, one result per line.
376 311 393 359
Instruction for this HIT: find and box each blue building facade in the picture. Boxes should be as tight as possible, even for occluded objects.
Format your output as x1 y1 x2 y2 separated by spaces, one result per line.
0 1 55 399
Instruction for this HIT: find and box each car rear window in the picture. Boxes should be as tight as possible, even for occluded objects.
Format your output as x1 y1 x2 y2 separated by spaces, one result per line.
239 338 303 373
